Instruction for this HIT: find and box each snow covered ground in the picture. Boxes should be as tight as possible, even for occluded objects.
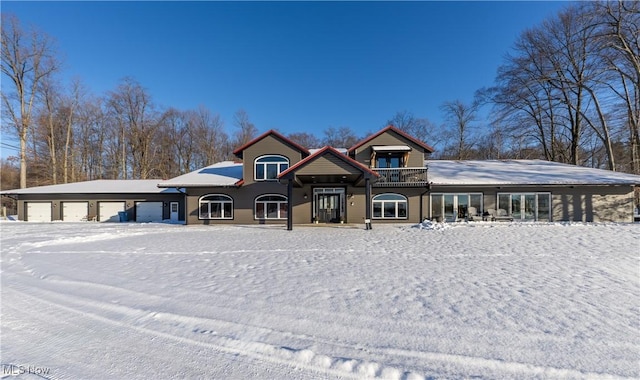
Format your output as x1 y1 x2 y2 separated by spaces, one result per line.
1 221 638 379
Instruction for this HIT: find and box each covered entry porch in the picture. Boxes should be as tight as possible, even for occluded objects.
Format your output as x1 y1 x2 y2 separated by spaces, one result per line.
278 147 379 230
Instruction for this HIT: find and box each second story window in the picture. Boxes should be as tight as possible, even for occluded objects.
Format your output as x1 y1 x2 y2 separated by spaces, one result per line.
255 155 289 181
376 154 404 168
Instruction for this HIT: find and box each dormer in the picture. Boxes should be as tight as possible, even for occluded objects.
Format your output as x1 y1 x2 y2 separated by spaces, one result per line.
233 130 310 185
348 125 435 168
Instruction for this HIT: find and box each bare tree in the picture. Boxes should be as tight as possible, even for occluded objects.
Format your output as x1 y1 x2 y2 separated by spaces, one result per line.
440 100 478 160
1 14 58 188
386 110 439 151
322 126 359 148
287 132 320 148
232 109 257 149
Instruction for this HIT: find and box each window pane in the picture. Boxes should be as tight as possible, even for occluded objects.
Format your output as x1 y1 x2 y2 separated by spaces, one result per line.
373 202 382 218
257 156 287 163
266 164 278 179
470 194 482 215
374 194 406 201
431 195 443 219
256 164 265 180
279 203 288 219
199 203 209 219
457 194 469 219
211 203 222 218
281 163 289 172
511 195 522 219
256 203 265 218
384 202 396 218
224 203 232 218
444 195 455 222
524 194 536 220
498 194 510 213
537 194 550 221
267 203 279 218
398 202 407 218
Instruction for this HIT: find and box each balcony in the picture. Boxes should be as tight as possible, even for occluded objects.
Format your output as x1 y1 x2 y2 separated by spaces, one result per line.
372 167 428 187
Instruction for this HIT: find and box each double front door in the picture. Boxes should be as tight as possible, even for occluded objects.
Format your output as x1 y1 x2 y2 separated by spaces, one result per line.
314 188 345 223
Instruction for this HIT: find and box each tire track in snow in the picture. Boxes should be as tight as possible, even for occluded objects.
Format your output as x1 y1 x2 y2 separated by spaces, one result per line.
3 286 421 380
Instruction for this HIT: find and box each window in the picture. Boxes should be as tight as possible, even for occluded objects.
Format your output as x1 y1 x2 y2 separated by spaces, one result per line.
431 193 483 222
255 194 288 219
376 153 404 168
497 193 551 221
199 194 233 219
255 155 289 181
372 193 407 219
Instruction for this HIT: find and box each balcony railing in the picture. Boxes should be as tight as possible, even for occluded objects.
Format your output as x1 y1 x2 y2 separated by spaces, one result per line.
372 167 428 187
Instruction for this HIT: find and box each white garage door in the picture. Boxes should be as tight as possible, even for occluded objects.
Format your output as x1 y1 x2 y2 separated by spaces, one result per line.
136 202 163 222
99 201 126 222
26 202 52 222
62 202 89 222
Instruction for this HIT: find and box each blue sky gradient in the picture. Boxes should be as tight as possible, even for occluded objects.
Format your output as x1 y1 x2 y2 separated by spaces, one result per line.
2 1 572 145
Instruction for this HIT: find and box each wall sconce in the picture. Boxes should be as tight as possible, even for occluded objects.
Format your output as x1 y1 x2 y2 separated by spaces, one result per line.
349 193 354 199
303 193 308 199
350 201 354 206
164 202 168 207
90 202 94 207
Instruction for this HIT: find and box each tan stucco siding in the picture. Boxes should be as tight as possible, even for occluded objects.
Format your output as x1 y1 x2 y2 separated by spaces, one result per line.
242 135 304 185
353 131 427 168
296 155 363 176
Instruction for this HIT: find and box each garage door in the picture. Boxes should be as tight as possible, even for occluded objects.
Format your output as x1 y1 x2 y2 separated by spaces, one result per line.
26 202 52 222
136 202 163 222
62 202 89 222
99 201 126 222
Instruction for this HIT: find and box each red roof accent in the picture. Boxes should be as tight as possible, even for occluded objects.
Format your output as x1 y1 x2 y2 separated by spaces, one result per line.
232 129 310 158
278 146 380 179
234 179 245 187
347 125 435 154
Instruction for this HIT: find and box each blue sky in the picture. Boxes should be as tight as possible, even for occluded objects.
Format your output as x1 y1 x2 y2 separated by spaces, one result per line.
2 1 571 145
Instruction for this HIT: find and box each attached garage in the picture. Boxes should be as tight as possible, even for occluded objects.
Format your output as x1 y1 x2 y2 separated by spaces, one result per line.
99 201 126 222
136 201 164 222
26 202 52 222
62 201 89 222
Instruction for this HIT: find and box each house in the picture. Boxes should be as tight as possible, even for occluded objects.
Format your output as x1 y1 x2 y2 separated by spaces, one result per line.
3 126 640 225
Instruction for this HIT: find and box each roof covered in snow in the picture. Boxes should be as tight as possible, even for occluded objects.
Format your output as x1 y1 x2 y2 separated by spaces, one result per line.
0 179 182 195
427 160 640 186
157 161 243 188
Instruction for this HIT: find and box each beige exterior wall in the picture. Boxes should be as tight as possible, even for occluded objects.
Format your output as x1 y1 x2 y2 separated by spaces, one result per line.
351 131 427 168
241 135 305 185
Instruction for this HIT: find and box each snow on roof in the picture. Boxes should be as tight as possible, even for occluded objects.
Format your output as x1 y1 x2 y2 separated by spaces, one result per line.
427 160 640 186
157 161 243 188
0 179 181 195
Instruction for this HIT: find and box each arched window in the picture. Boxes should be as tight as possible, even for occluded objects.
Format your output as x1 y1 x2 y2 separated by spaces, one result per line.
372 193 407 219
255 155 289 181
199 194 233 219
255 194 288 220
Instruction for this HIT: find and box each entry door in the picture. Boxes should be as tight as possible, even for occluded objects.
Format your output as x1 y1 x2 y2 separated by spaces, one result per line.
317 194 340 223
170 202 179 222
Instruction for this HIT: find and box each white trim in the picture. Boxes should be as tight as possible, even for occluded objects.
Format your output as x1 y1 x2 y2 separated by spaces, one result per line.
372 193 408 219
199 194 233 220
254 155 290 181
255 194 288 220
372 145 411 152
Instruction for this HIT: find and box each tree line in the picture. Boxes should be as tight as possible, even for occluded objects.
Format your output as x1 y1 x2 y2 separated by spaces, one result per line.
1 1 638 192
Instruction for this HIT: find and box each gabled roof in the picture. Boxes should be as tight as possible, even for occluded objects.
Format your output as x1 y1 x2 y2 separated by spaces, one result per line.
427 160 640 186
348 125 435 154
232 129 310 158
278 146 379 180
157 161 243 188
0 180 182 195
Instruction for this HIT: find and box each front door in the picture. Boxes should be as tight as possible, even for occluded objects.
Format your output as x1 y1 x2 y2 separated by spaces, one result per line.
313 188 345 223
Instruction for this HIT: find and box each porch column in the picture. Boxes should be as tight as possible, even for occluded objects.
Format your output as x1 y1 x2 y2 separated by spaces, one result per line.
365 177 372 230
287 178 293 231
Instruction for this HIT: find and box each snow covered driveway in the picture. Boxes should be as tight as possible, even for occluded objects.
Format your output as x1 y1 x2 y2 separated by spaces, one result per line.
1 222 638 379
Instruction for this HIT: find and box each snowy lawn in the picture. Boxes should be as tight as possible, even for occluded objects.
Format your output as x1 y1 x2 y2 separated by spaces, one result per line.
1 222 638 379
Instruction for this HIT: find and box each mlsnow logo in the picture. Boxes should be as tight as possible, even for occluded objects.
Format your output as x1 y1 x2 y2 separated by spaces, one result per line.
2 364 51 376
